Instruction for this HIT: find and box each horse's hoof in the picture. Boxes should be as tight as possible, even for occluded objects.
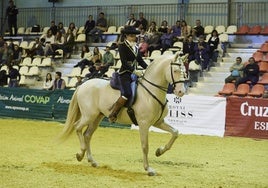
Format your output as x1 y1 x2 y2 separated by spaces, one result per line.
147 167 156 176
76 153 83 161
155 147 163 157
91 162 98 167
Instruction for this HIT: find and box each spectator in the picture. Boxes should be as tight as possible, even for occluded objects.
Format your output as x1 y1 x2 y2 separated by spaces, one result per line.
92 46 102 63
137 28 149 44
191 19 204 40
57 22 66 35
147 30 162 55
194 35 210 71
207 29 220 65
138 37 149 57
171 20 181 39
102 46 114 70
63 29 75 58
158 20 169 34
0 42 12 66
43 72 53 90
68 22 77 36
7 64 20 87
125 13 136 27
0 69 8 86
6 0 18 36
49 20 58 35
147 21 158 36
84 15 95 35
160 27 174 53
235 57 260 88
25 37 45 57
136 12 148 30
75 76 83 88
89 12 107 42
180 20 190 41
52 71 66 90
224 57 244 83
11 44 22 66
73 44 93 71
85 60 107 79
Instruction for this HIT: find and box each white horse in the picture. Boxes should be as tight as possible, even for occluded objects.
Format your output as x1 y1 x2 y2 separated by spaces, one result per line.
58 54 186 176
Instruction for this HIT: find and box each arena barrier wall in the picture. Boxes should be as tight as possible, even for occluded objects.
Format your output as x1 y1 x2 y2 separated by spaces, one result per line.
0 88 267 139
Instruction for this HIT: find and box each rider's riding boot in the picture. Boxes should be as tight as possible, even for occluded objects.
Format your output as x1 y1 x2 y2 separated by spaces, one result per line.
108 96 127 123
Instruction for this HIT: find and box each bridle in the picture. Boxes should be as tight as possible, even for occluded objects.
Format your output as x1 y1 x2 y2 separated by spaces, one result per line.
138 60 185 124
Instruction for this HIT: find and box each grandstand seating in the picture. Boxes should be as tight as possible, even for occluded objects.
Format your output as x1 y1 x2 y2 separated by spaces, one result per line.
258 61 268 73
258 73 268 84
148 50 162 60
19 41 29 49
247 84 265 98
81 68 90 77
20 57 32 66
68 67 81 77
204 25 214 34
168 41 183 52
76 26 85 35
234 25 250 35
105 68 115 78
231 83 250 97
258 43 268 53
66 77 77 88
217 83 236 96
252 51 264 62
248 25 262 35
75 33 86 42
40 57 52 67
215 25 226 34
31 57 42 66
115 26 124 34
17 27 25 35
104 26 117 34
25 66 39 76
260 25 268 35
225 25 237 34
19 66 29 75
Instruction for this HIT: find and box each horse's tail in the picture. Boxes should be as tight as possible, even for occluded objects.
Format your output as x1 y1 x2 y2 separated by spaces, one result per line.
57 89 80 143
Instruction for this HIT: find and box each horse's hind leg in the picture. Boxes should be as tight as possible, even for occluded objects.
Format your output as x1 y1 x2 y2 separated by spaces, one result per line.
154 121 179 157
75 117 90 162
83 114 104 167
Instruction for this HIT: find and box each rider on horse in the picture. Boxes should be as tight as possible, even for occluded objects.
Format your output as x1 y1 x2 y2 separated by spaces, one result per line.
108 26 148 123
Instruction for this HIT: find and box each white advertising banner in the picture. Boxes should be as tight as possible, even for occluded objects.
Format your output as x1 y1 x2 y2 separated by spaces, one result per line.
132 95 226 137
164 94 226 137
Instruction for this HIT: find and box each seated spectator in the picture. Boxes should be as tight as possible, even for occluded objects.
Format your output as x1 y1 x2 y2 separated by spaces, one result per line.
73 44 93 71
160 27 174 53
25 37 45 57
7 64 20 87
11 44 22 65
194 35 210 71
0 69 8 86
125 13 136 27
68 22 77 36
136 12 148 31
75 76 83 88
41 29 55 56
147 30 162 55
180 20 190 41
158 20 169 34
147 21 158 36
235 57 260 88
207 29 220 65
92 46 102 63
138 37 149 57
183 35 196 77
63 29 75 58
89 12 107 42
47 31 65 57
85 60 107 79
43 72 53 90
137 28 149 44
102 46 114 69
57 22 66 35
49 20 58 35
84 15 95 35
191 19 204 41
52 71 66 90
225 57 244 83
0 42 13 66
171 20 181 39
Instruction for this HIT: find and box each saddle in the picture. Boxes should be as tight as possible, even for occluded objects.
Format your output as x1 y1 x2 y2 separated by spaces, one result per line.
110 72 139 125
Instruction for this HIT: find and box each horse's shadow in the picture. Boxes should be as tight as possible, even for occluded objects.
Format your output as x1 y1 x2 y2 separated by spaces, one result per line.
42 161 149 180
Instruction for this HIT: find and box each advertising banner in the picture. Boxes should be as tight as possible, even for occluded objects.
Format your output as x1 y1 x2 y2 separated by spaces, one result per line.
0 88 74 121
225 97 268 139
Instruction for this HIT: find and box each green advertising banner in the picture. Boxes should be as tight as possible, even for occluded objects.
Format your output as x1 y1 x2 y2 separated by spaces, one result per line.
0 88 74 121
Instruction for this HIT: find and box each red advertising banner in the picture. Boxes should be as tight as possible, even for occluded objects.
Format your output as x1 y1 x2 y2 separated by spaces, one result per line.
225 97 268 139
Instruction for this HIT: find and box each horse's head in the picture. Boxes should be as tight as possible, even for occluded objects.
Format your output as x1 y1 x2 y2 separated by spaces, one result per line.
167 54 188 97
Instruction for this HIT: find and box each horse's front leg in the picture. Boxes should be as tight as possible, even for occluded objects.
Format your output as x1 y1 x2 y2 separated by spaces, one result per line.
154 121 178 157
139 125 156 176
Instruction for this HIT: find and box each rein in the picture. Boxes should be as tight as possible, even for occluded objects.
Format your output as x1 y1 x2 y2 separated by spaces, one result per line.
138 61 184 124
